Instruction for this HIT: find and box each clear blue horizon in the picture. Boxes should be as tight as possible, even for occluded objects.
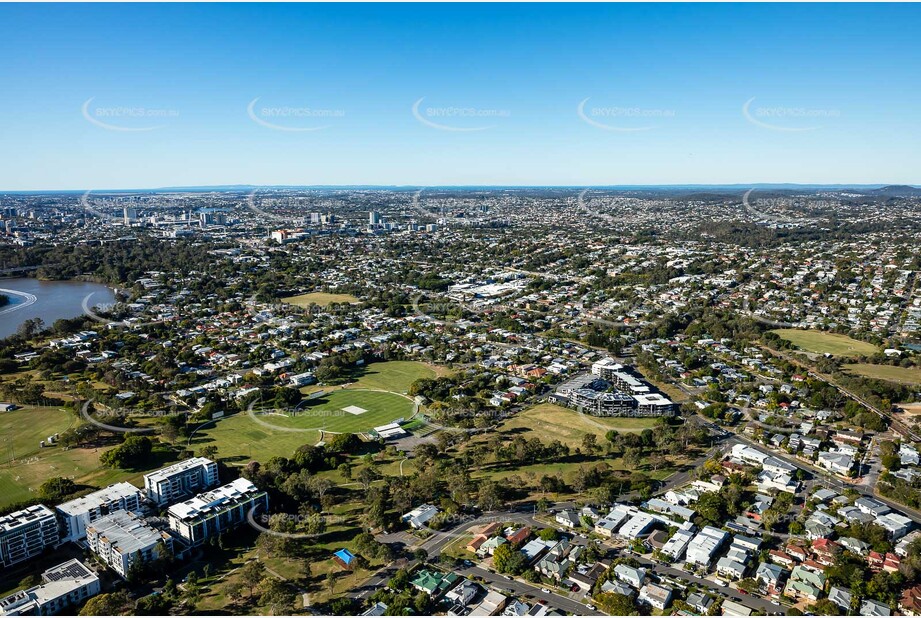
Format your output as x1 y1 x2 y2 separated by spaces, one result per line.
1 3 919 190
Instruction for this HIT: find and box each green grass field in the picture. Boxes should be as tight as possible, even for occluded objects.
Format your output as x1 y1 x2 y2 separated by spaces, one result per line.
254 390 414 432
193 361 436 463
772 328 878 357
845 363 921 386
498 402 661 450
0 406 157 508
280 292 359 307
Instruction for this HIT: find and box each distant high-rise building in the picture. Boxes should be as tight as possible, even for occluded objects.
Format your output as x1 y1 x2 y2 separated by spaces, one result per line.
369 211 382 226
123 207 137 224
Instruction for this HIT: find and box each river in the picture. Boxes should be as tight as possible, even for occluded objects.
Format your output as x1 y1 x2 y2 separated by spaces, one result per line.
0 278 116 339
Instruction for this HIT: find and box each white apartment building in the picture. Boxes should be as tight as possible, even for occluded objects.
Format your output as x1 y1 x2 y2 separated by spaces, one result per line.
86 510 172 578
0 559 100 616
167 478 268 546
0 505 59 567
57 482 144 543
144 457 219 507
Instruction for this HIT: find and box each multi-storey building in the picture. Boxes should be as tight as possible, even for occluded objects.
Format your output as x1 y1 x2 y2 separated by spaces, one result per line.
0 505 59 568
56 483 144 543
167 478 268 546
0 559 100 616
85 510 172 579
143 457 219 507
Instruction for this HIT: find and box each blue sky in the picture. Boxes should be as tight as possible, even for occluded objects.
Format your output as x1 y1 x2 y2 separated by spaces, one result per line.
1 3 919 189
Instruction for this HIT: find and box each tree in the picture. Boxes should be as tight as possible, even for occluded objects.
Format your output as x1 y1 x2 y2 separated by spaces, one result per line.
594 592 638 616
357 466 380 491
79 591 132 616
259 577 295 615
809 599 842 615
38 477 77 502
199 445 219 460
226 582 245 606
240 561 266 596
100 435 153 469
539 527 560 542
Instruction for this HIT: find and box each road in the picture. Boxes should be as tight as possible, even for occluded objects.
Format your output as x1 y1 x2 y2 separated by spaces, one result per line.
722 421 921 525
358 509 599 615
758 344 921 442
626 552 786 615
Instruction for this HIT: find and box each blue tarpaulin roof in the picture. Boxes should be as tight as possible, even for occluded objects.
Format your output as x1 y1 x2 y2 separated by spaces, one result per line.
334 549 355 565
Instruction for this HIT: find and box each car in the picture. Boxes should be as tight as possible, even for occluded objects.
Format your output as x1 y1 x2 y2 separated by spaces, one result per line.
540 588 551 594
505 575 514 580
586 604 596 611
463 560 473 567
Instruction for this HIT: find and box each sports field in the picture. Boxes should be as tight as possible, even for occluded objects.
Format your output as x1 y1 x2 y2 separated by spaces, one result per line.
771 328 878 357
0 406 144 508
192 361 436 462
280 292 359 307
498 402 661 450
845 363 921 386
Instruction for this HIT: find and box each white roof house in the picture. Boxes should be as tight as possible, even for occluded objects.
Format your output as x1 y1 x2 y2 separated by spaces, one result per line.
660 529 694 561
685 526 727 567
401 504 440 529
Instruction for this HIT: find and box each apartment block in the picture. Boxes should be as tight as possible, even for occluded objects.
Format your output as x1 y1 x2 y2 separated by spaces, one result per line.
0 505 59 568
0 559 100 616
56 482 144 543
167 478 268 545
86 510 172 578
144 457 219 507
